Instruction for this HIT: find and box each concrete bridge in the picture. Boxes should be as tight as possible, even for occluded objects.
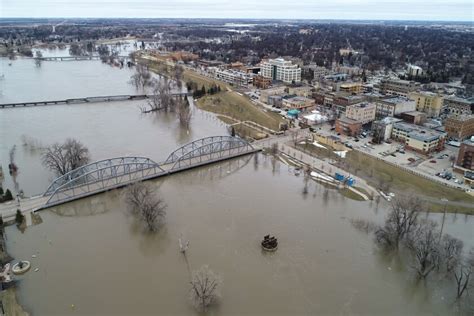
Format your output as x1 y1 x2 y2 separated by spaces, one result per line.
0 136 259 221
0 93 189 108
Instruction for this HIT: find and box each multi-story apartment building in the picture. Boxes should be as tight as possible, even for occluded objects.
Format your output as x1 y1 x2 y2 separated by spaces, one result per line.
260 58 301 84
406 64 423 77
409 91 443 117
215 69 253 87
455 139 474 171
345 102 376 124
375 96 416 119
379 78 420 97
443 96 474 115
444 114 474 140
391 122 446 154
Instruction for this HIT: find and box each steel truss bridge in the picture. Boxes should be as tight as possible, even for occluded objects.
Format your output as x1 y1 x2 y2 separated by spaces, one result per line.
0 136 258 218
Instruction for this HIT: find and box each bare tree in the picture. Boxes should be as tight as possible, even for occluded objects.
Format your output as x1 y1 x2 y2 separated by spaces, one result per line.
177 97 192 128
42 139 90 176
174 65 184 89
375 196 422 250
145 79 174 112
406 220 441 279
130 64 152 89
453 251 473 299
440 234 463 273
34 50 43 67
189 265 222 312
125 182 166 232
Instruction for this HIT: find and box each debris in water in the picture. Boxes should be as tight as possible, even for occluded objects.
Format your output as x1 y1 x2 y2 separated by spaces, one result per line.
31 254 37 258
387 267 392 271
34 268 39 272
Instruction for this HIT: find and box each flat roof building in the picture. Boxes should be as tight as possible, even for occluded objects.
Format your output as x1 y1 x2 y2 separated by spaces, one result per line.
445 114 474 141
345 102 376 124
282 96 316 110
444 96 474 116
215 69 253 87
409 91 443 118
392 122 446 154
260 58 301 84
455 139 474 173
380 78 420 97
375 96 416 119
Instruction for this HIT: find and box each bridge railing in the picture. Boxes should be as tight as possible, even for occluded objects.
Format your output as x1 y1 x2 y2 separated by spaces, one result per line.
45 162 166 206
44 157 162 196
42 136 258 208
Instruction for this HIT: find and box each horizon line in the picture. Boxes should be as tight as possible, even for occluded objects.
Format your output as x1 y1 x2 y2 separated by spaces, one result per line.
0 17 473 23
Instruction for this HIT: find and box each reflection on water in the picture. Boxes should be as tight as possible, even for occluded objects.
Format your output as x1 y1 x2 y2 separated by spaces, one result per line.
1 57 473 315
5 155 473 315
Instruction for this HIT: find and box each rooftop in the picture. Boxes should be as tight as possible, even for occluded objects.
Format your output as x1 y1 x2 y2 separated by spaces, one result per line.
381 96 413 104
393 122 446 142
447 114 474 122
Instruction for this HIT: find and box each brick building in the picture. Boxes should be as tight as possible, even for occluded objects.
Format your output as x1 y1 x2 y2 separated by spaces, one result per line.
335 116 362 136
444 115 474 140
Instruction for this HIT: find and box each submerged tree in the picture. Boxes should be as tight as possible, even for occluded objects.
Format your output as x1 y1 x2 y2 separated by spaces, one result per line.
406 220 441 279
177 97 192 129
42 138 90 176
375 196 422 250
189 265 222 312
34 50 43 67
125 182 166 232
174 65 184 89
130 63 152 89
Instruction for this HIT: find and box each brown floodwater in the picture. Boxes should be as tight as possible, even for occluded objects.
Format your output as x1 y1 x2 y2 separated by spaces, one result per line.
1 58 473 315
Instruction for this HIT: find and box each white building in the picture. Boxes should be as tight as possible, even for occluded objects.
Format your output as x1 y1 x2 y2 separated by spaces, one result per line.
215 69 253 87
407 64 423 77
260 58 301 84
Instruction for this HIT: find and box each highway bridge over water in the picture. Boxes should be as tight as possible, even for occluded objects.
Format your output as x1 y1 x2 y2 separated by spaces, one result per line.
0 93 189 108
0 136 259 221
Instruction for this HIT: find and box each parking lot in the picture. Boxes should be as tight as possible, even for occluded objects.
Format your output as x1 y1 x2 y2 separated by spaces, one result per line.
313 123 471 191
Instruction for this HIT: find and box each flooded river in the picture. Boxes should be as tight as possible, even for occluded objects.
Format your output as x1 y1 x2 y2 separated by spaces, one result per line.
1 58 473 315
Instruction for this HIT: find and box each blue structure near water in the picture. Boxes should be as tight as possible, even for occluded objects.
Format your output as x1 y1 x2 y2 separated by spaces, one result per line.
334 173 355 186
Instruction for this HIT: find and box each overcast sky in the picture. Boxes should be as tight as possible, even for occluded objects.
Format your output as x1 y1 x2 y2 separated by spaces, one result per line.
1 0 473 21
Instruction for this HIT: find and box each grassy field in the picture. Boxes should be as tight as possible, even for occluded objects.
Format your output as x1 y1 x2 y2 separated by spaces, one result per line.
339 188 366 201
197 92 284 131
183 69 227 91
292 141 473 214
344 150 474 211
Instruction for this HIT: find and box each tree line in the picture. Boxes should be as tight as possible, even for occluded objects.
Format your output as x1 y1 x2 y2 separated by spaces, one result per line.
352 196 474 304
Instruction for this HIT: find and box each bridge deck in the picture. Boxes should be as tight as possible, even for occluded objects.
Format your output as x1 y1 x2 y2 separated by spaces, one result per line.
0 93 189 108
0 145 259 220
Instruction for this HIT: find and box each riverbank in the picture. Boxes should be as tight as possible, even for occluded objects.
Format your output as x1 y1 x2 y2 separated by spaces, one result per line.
293 139 474 214
0 227 29 316
137 52 285 132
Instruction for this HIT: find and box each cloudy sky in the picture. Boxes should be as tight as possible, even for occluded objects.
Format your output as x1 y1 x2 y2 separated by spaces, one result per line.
1 0 472 21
